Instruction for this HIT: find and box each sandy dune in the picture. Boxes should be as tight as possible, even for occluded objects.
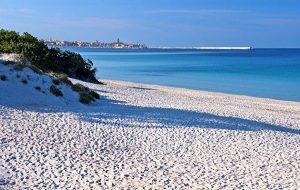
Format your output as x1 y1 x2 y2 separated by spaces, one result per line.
1 75 300 189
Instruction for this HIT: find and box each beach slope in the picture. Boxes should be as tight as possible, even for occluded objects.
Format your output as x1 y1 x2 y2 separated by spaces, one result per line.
1 78 300 189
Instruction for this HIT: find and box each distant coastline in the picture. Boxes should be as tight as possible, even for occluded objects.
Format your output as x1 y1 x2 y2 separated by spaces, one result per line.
151 46 254 50
42 38 253 50
42 38 147 49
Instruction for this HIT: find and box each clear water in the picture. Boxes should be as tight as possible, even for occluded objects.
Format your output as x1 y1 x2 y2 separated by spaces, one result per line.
65 48 300 102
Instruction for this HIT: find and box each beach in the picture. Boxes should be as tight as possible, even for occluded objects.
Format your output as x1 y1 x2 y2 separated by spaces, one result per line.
1 78 300 189
73 48 300 102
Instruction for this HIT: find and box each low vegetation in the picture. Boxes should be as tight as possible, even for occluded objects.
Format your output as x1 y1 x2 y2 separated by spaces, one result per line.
58 76 73 86
3 60 15 65
52 79 60 85
49 72 73 86
27 64 43 75
79 92 95 104
89 90 100 100
0 29 101 104
13 64 25 71
21 79 28 84
72 83 89 92
0 75 7 81
34 86 41 91
49 85 63 97
72 83 100 104
0 29 100 84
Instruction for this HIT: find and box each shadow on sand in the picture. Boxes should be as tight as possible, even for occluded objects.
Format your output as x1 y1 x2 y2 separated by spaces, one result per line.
2 96 300 135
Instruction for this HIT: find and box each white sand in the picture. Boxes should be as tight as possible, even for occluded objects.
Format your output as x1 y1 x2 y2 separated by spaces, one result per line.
1 62 300 189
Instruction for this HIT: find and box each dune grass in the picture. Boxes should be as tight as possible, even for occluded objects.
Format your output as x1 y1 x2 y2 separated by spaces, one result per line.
34 86 41 91
0 75 7 81
49 85 63 97
21 79 28 84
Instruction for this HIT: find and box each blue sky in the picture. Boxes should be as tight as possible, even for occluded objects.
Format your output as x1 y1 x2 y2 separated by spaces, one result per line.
0 0 300 47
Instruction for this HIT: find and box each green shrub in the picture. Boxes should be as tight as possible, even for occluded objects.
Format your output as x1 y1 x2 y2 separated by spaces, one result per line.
52 78 60 85
89 90 100 99
49 85 63 97
13 64 25 71
72 83 88 92
34 86 41 91
21 79 27 84
79 92 95 104
0 29 99 84
27 65 43 74
60 76 73 86
59 75 72 85
3 61 15 65
0 75 7 81
71 83 100 103
50 72 73 85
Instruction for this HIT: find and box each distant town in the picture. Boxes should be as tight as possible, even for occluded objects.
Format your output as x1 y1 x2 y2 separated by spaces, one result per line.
41 38 147 49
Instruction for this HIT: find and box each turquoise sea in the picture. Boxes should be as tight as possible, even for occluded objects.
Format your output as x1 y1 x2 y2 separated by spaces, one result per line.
66 48 300 102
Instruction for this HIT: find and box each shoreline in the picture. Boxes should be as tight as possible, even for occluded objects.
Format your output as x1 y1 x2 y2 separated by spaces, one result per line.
99 78 300 105
89 78 300 130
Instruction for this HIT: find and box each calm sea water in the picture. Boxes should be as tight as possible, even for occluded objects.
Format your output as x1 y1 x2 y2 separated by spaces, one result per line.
65 48 300 102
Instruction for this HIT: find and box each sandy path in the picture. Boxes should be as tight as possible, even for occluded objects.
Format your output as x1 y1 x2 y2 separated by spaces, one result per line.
1 79 300 189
